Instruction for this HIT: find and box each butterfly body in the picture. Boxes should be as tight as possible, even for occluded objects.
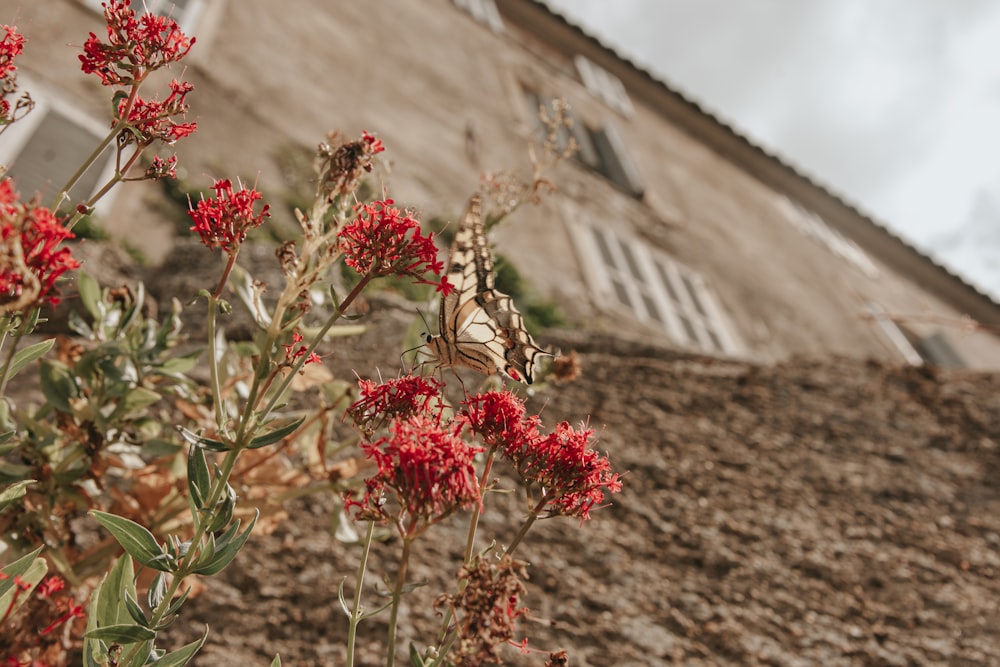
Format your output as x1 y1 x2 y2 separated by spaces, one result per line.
425 195 550 384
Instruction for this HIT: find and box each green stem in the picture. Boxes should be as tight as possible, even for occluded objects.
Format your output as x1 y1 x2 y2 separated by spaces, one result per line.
346 520 376 667
503 496 547 557
463 450 496 563
0 313 31 397
386 536 413 667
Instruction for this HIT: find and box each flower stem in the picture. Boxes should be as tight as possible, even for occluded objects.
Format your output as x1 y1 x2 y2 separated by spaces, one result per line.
346 520 376 667
0 313 30 397
503 497 547 557
386 536 413 667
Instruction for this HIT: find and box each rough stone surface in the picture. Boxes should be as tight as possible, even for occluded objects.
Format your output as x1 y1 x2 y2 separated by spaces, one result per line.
160 298 1000 666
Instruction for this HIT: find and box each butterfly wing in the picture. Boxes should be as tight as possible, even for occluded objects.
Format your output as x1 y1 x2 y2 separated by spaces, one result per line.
430 194 550 384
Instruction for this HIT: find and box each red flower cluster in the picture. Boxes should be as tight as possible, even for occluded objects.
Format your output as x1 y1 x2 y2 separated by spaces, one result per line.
352 415 482 534
117 79 196 144
348 374 444 435
0 24 24 79
0 24 29 126
188 179 271 253
0 179 80 312
79 0 194 86
462 390 621 520
281 330 322 367
338 199 445 287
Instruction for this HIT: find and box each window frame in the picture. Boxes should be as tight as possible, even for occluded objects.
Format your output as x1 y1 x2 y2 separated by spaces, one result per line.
0 79 118 215
82 0 206 34
570 217 740 355
452 0 504 33
574 55 634 118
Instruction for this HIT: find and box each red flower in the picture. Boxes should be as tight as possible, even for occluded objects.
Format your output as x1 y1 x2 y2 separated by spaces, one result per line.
188 179 270 253
516 422 621 521
0 24 25 79
0 179 80 311
35 576 65 599
338 199 445 284
347 375 444 435
118 79 196 144
143 154 178 180
79 0 194 86
461 390 537 451
349 415 482 534
281 329 323 366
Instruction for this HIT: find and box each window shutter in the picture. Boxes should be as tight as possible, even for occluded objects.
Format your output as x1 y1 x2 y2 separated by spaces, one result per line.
574 55 634 117
452 0 504 33
591 121 644 198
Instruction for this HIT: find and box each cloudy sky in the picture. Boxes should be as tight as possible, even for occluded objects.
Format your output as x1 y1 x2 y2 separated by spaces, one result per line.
544 0 1000 297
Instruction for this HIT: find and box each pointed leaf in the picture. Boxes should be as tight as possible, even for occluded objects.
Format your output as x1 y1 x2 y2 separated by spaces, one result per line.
177 425 231 452
247 417 305 449
94 554 136 629
91 510 174 572
77 271 102 319
84 623 156 643
123 589 149 627
0 547 46 617
186 443 211 509
152 626 208 667
7 338 55 379
39 360 77 413
115 387 162 418
192 510 258 575
159 349 203 375
0 479 35 512
270 655 281 667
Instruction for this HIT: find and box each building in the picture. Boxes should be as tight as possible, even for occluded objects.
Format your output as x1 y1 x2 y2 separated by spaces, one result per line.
6 0 1000 367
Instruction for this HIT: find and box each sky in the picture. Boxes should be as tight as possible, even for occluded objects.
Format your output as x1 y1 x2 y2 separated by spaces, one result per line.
543 0 1000 297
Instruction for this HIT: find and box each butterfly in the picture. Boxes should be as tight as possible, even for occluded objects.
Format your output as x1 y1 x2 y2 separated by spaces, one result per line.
424 194 551 384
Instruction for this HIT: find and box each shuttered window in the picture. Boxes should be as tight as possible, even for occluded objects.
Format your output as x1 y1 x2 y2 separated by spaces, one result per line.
574 55 634 118
583 225 739 355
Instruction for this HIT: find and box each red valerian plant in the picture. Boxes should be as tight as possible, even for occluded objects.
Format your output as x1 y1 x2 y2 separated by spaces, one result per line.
315 130 385 203
116 79 196 144
0 179 80 312
79 0 195 87
338 199 446 287
350 415 482 534
0 24 29 128
188 178 271 254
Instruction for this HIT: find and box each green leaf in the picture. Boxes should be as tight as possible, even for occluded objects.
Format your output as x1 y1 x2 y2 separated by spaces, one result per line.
177 425 231 452
91 510 174 572
152 626 208 666
159 349 203 375
0 547 46 618
39 359 78 413
409 643 428 666
7 338 55 379
270 655 281 667
119 387 162 414
84 623 156 643
192 510 258 575
186 445 211 510
0 479 35 513
123 589 150 627
247 416 305 449
94 554 135 629
78 271 102 320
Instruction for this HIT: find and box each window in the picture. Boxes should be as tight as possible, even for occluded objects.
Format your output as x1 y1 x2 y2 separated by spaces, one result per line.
778 197 879 278
452 0 503 33
574 55 634 118
578 223 739 355
522 89 644 198
0 84 115 211
866 304 965 368
83 0 205 33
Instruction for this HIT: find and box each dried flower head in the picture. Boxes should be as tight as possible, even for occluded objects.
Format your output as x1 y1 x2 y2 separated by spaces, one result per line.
188 178 271 253
549 351 581 383
315 130 384 202
437 554 530 666
79 0 195 86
